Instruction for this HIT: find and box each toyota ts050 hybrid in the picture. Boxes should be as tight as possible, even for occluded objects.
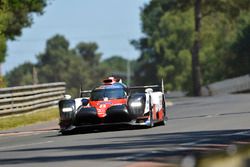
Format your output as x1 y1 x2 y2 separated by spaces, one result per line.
58 77 168 134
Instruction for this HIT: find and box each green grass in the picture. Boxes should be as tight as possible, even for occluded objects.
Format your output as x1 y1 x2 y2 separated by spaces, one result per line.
0 108 59 130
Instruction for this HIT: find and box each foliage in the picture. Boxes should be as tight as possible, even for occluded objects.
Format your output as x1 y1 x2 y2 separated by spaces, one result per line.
197 9 250 83
0 75 6 88
101 56 137 85
4 0 250 96
133 0 250 93
75 42 101 66
5 34 132 97
101 56 127 73
37 35 97 97
101 56 127 78
5 62 34 86
74 41 106 87
0 0 47 63
133 2 194 90
224 24 250 78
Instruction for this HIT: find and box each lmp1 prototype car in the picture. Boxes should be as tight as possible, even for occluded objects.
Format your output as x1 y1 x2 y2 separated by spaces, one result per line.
58 77 167 134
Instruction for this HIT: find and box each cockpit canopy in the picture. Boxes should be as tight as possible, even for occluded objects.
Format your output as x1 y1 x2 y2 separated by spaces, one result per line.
90 83 127 101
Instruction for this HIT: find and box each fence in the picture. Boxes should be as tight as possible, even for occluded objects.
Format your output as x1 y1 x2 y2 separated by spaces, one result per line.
202 74 250 96
0 82 66 116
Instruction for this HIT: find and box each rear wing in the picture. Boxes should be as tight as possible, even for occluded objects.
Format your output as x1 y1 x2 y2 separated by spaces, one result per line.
128 79 165 94
79 79 165 97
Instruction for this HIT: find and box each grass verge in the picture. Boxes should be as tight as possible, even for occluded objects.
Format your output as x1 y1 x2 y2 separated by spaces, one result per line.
0 107 59 131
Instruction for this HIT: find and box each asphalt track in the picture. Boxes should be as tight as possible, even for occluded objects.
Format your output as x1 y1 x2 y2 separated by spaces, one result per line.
0 94 250 167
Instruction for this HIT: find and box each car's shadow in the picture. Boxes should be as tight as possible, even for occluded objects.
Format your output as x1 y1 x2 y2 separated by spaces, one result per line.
2 128 250 166
57 124 152 136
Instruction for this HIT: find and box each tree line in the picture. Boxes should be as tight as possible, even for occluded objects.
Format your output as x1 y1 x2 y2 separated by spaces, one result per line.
1 0 250 96
132 0 250 95
5 35 131 97
0 0 47 87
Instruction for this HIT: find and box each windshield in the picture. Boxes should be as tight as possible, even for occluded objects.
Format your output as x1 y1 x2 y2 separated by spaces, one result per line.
90 88 126 101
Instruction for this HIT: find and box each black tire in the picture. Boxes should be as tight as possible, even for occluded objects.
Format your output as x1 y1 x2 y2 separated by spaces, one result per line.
61 131 69 135
147 95 154 128
159 117 167 126
159 95 167 126
60 129 73 135
149 109 154 127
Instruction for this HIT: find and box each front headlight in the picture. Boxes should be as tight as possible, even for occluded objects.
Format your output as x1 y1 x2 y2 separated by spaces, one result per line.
62 107 73 112
130 101 142 107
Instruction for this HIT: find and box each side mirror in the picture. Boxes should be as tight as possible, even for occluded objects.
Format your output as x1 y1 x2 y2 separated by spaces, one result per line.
81 98 89 106
145 88 153 94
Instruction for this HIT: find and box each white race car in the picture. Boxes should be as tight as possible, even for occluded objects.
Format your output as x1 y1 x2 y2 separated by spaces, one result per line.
58 77 168 134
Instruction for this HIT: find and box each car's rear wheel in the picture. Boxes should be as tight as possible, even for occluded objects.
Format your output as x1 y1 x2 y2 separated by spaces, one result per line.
149 110 154 127
147 96 154 128
60 130 71 135
158 117 167 126
159 96 167 126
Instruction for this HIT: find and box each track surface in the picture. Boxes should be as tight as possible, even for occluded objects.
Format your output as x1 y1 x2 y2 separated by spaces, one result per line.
1 94 250 167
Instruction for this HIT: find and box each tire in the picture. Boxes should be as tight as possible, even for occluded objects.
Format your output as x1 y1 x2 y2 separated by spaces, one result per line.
159 96 167 126
147 95 154 128
60 129 73 135
158 117 167 126
149 109 154 127
61 130 70 135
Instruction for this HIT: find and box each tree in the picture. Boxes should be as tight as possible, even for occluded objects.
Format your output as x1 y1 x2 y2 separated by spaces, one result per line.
100 56 135 85
37 35 95 97
5 34 109 97
0 76 6 88
192 0 202 96
134 0 250 95
37 35 69 81
133 2 193 90
5 62 34 86
0 0 47 64
101 56 127 74
75 42 101 66
224 24 250 77
173 0 250 95
74 41 106 86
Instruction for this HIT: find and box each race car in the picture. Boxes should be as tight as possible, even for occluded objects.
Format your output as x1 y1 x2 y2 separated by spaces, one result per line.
58 77 168 134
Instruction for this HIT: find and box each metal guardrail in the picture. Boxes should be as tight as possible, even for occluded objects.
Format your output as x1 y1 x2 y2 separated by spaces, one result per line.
202 74 250 96
0 82 66 116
